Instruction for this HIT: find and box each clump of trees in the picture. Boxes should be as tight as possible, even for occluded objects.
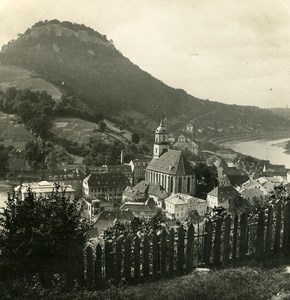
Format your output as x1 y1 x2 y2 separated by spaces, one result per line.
0 185 92 284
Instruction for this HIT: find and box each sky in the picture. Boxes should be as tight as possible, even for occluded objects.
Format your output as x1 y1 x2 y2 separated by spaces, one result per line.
0 0 290 108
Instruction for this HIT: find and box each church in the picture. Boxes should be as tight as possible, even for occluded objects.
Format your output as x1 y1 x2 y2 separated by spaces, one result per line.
145 116 196 196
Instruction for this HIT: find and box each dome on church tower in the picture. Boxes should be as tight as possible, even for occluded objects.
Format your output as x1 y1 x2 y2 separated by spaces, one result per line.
155 115 168 134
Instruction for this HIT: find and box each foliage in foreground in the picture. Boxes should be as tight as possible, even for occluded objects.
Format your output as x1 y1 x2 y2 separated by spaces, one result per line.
0 185 92 284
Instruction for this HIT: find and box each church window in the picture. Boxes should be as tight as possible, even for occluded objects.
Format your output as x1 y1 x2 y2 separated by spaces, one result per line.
178 177 182 193
170 177 173 193
187 177 191 193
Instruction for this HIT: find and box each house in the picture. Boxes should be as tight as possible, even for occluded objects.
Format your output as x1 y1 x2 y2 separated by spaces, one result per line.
91 211 134 237
186 196 207 216
164 194 189 221
240 188 264 201
81 197 115 220
186 123 194 134
87 164 133 184
207 186 241 210
15 181 75 200
129 159 151 184
240 179 267 195
122 186 146 202
82 173 130 202
173 135 199 154
120 197 157 219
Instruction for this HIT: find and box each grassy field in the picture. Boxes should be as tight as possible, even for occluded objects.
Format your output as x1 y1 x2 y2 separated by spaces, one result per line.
1 256 290 300
0 65 62 101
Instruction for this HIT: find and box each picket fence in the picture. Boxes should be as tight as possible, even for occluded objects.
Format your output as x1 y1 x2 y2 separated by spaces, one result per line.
73 201 290 289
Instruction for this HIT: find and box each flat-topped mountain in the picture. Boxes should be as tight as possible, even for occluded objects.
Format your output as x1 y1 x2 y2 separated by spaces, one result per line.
1 19 289 136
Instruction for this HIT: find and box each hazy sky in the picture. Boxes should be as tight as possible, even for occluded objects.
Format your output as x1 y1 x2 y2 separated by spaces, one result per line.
0 0 290 108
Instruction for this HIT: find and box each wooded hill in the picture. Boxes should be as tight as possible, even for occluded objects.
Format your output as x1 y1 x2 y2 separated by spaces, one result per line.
1 20 289 136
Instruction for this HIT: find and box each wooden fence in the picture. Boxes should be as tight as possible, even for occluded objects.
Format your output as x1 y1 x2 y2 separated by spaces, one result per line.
73 201 290 289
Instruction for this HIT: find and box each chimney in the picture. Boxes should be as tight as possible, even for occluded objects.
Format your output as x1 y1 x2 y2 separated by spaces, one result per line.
121 149 124 165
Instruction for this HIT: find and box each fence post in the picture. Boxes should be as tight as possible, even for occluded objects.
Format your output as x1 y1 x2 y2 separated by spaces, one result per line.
115 238 122 284
86 246 94 287
214 218 222 266
283 201 290 255
124 237 132 282
204 220 213 265
152 231 159 280
186 224 195 273
223 215 231 265
160 230 167 278
256 210 265 259
134 236 141 283
168 229 175 276
95 244 102 289
265 206 273 255
143 234 150 280
177 226 185 275
75 248 85 287
105 241 114 281
274 202 282 253
232 215 238 261
239 212 248 260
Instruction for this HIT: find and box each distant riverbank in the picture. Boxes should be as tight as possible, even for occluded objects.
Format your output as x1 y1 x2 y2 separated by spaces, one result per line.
221 137 290 168
210 131 290 145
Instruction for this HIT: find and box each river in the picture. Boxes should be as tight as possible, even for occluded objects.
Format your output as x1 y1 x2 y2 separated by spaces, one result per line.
222 137 290 168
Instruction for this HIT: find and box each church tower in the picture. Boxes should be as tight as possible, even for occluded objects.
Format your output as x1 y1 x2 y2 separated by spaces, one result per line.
153 114 169 158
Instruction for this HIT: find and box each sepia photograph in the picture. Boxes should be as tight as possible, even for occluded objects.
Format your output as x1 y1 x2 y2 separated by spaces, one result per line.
0 1 290 299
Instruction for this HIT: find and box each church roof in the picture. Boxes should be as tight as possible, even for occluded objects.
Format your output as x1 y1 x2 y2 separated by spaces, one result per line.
147 149 195 176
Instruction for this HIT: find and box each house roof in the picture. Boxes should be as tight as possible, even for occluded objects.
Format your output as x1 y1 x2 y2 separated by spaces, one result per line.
120 198 157 214
134 181 167 197
107 165 132 174
227 174 250 187
85 173 129 188
131 159 151 168
165 195 188 206
147 149 194 176
208 186 240 198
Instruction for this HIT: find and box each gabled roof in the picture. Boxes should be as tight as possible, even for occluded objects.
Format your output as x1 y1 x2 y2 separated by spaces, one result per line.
147 149 194 176
227 174 250 187
208 186 240 198
120 198 157 214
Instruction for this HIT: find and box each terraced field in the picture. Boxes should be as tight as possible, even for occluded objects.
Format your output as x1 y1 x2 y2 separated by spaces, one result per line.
0 65 62 101
51 117 111 144
0 111 33 149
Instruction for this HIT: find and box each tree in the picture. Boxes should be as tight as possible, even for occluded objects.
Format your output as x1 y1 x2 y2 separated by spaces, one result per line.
0 185 91 283
98 120 106 132
131 132 140 144
0 145 9 177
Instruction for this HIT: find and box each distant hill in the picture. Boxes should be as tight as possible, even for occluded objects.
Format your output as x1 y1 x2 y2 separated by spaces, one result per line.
267 108 290 120
1 19 290 136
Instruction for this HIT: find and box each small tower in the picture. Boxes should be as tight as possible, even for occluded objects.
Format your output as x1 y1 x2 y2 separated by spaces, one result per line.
153 114 169 158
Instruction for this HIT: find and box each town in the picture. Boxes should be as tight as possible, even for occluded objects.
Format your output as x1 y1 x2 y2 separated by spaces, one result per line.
6 114 290 243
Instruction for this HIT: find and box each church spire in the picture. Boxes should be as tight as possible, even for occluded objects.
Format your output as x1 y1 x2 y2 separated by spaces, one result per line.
153 114 169 158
